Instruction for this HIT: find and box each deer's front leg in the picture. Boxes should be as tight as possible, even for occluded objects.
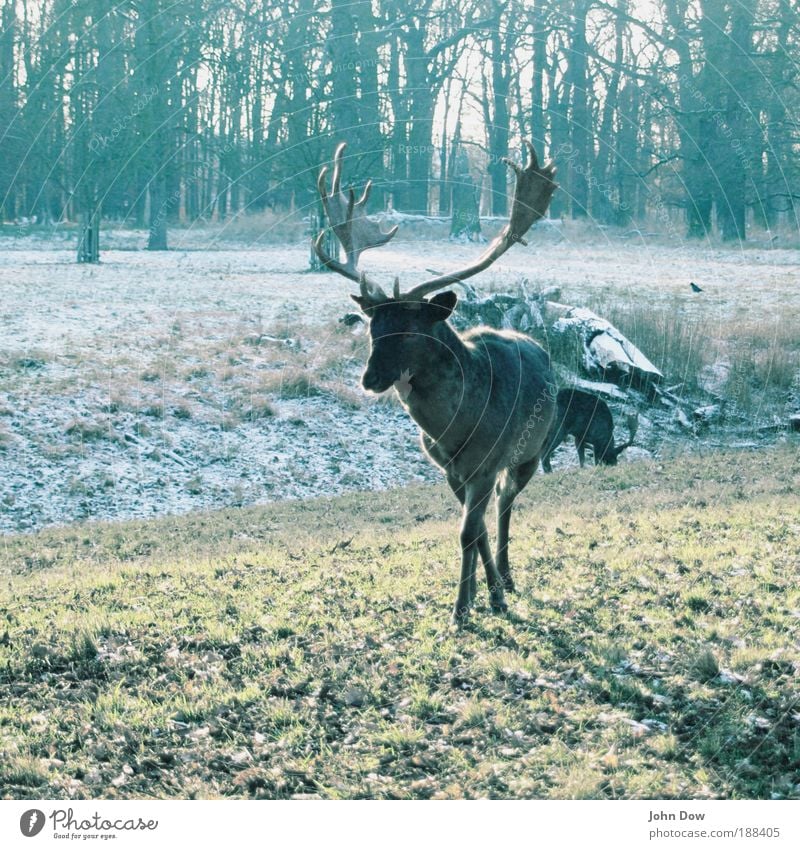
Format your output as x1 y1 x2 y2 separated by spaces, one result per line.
444 469 478 614
476 530 508 613
452 481 506 625
454 549 478 615
453 536 477 625
468 554 478 604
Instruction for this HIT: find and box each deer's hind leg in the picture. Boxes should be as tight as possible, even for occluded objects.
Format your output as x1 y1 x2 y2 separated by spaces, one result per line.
496 459 540 593
541 423 566 474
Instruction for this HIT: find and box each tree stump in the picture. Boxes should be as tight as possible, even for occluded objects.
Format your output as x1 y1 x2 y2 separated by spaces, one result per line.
77 206 100 264
453 285 545 333
147 176 169 251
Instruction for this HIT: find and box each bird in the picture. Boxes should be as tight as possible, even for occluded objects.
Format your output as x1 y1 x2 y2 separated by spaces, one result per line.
690 282 703 293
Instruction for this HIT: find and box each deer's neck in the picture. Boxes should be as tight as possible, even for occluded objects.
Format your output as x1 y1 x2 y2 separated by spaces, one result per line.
402 322 477 446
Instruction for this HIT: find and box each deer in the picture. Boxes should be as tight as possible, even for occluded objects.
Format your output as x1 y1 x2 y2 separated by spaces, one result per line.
313 141 558 625
541 389 639 473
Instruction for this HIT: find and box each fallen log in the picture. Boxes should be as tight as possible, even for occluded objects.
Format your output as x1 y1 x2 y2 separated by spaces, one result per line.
548 304 663 390
123 431 193 469
452 282 545 333
551 365 630 401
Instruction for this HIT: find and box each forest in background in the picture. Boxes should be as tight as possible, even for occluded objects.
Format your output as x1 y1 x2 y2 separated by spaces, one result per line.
0 0 798 249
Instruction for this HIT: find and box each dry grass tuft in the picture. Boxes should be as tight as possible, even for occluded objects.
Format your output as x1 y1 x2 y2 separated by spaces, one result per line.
582 296 800 416
585 298 714 392
205 209 307 244
723 320 800 412
259 368 327 400
64 417 112 441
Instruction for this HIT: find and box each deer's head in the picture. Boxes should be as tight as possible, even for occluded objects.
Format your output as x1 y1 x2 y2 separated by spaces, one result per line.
603 412 639 464
314 141 557 395
355 290 458 393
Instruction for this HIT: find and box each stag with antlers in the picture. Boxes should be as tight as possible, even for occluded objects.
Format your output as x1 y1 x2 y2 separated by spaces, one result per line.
314 142 558 625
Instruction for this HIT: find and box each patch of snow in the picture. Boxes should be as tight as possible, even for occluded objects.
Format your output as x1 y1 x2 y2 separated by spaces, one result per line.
1 237 797 533
554 307 662 379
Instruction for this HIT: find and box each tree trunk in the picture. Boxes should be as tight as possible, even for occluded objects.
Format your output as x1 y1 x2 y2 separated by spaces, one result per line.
0 1 18 220
764 1 794 229
593 0 626 224
567 0 590 218
714 0 754 242
450 150 481 240
438 76 453 215
387 34 409 211
487 8 510 216
77 198 101 263
548 55 570 220
530 0 547 150
404 25 434 215
665 0 713 238
148 174 169 250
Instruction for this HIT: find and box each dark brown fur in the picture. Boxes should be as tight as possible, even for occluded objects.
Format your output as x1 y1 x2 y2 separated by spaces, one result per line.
541 388 636 473
314 140 559 625
358 293 557 623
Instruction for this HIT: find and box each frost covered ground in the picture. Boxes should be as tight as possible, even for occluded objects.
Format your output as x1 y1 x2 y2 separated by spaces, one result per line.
1 226 799 533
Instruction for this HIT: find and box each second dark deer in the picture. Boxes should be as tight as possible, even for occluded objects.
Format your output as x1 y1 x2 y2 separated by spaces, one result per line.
541 388 638 472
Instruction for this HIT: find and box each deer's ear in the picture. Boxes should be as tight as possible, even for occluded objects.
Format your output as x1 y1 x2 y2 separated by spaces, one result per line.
351 294 376 315
427 290 457 320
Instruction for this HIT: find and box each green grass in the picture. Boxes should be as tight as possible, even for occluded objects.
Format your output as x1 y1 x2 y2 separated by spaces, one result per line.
0 446 798 800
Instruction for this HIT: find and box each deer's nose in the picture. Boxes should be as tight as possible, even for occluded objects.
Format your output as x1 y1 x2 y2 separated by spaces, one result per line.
362 365 392 393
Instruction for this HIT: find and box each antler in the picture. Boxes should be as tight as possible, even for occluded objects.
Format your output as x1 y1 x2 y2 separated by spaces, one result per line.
398 141 557 302
313 140 556 307
313 142 399 302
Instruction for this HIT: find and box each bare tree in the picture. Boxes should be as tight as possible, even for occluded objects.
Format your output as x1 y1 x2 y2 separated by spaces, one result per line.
3 0 798 242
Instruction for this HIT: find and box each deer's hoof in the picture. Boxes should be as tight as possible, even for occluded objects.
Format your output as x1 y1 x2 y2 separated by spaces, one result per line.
502 577 516 593
490 595 509 614
450 606 470 628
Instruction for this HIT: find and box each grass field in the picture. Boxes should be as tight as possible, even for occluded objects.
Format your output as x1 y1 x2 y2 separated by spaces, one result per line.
1 445 798 800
